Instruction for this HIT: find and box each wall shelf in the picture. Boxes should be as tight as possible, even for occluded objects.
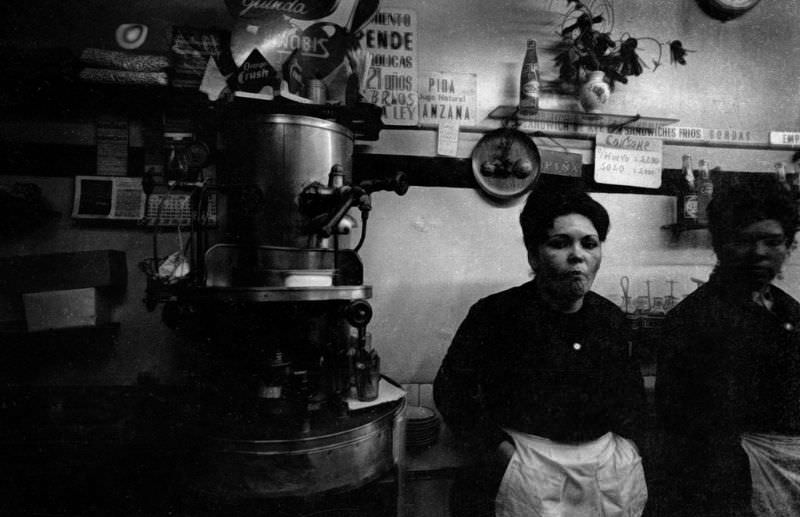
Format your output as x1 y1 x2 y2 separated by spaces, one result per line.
661 221 708 237
488 106 679 132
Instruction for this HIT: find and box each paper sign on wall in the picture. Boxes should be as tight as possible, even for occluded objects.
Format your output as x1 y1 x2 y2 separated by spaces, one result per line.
96 115 129 176
436 120 460 157
594 132 663 189
418 71 477 127
359 9 418 126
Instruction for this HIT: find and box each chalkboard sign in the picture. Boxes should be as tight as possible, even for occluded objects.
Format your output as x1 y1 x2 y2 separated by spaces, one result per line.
594 132 663 189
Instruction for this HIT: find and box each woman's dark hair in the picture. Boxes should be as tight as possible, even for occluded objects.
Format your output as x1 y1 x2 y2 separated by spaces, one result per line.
520 186 610 250
707 176 799 253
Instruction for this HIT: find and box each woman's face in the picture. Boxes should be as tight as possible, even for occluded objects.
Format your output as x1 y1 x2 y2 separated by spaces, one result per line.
529 213 602 303
717 218 788 288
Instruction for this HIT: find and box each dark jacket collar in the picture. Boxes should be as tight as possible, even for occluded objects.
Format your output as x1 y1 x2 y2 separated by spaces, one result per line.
706 270 800 323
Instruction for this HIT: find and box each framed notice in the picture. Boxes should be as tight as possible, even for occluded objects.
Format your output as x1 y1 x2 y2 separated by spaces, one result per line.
72 176 144 220
594 132 663 189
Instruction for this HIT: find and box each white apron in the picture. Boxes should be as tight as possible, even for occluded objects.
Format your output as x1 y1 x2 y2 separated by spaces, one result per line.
740 432 800 517
494 430 647 517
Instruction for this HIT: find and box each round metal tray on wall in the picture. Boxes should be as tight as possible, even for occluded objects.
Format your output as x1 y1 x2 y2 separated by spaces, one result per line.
471 127 541 200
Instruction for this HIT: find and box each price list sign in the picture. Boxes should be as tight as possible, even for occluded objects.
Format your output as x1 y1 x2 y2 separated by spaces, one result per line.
594 132 663 189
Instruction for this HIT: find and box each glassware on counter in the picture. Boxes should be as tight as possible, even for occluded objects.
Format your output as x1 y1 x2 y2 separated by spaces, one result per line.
354 332 380 402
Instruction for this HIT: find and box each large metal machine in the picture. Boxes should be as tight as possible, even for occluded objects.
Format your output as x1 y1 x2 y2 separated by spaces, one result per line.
141 105 408 515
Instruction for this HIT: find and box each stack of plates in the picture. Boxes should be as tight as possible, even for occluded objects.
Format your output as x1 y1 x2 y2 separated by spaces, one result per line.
405 405 440 451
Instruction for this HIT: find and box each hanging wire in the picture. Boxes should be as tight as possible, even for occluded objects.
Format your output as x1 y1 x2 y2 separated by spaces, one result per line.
353 214 369 253
535 132 571 154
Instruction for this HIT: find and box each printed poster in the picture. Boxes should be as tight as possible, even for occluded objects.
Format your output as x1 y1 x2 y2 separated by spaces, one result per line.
418 71 477 127
359 8 418 126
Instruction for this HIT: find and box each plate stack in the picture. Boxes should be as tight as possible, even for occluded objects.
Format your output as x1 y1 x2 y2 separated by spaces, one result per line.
405 405 440 452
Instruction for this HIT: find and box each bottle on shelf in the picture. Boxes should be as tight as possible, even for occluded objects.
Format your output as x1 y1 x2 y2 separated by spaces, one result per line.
679 154 698 227
518 39 540 119
790 164 800 213
696 159 713 226
776 162 791 191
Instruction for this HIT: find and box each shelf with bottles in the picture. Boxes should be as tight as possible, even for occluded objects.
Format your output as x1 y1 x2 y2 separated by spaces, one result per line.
662 155 714 237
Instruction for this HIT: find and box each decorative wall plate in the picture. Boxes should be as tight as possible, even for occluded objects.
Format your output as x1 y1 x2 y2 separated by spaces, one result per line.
471 127 541 200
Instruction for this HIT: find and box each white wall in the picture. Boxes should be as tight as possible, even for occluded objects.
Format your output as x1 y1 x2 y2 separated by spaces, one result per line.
406 0 800 133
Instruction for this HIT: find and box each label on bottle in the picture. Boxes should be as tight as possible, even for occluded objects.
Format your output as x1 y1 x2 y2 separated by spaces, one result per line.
522 76 540 97
259 385 282 399
683 194 698 220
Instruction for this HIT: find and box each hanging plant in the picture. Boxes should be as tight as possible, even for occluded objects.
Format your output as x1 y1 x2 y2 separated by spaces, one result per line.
552 0 693 93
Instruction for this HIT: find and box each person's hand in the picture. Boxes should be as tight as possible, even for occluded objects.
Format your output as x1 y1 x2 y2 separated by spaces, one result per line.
490 440 515 473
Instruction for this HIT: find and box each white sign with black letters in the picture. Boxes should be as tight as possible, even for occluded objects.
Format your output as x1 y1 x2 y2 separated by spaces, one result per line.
770 131 800 147
418 71 477 127
594 132 663 189
359 8 418 126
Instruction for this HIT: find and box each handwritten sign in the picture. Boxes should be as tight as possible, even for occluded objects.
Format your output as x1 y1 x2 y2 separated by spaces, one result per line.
359 9 418 126
418 71 476 127
594 132 663 189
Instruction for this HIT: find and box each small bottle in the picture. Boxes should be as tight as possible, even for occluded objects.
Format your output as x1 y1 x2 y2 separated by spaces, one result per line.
776 162 791 191
696 159 713 226
259 350 292 417
307 78 326 104
680 155 698 226
354 332 380 402
518 39 540 119
791 165 800 217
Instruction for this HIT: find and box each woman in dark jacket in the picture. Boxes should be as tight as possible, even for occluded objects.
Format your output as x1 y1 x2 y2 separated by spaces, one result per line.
434 186 648 517
656 176 800 517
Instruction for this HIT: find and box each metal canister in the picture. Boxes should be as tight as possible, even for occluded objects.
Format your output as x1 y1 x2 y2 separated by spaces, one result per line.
308 79 326 104
220 113 354 248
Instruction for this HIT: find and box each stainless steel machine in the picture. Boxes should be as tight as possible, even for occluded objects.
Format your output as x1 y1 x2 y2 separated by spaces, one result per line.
144 106 409 515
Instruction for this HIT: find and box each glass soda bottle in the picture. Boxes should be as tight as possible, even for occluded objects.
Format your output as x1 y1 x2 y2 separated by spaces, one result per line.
696 159 713 226
680 155 698 226
518 39 540 119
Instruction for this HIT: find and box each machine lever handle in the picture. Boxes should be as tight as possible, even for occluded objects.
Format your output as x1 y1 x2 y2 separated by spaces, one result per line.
358 171 409 195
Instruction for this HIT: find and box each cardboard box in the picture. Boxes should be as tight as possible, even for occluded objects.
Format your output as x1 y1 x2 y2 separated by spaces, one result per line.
23 288 111 332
